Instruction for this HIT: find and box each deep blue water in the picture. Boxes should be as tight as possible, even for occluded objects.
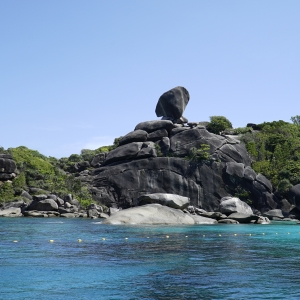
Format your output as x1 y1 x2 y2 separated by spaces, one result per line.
1 218 300 299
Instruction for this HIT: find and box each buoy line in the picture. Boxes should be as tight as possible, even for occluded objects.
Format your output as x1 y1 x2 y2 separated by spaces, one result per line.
9 232 300 244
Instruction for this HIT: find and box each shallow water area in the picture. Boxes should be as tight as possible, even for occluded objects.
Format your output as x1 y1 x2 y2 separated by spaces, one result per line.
1 218 300 299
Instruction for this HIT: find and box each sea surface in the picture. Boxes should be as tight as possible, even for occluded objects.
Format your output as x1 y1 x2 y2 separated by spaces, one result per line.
1 218 300 300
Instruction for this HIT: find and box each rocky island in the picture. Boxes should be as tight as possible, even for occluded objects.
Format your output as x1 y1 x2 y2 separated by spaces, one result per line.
1 86 300 225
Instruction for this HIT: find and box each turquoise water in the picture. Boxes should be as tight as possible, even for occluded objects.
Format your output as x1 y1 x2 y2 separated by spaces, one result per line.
1 219 300 299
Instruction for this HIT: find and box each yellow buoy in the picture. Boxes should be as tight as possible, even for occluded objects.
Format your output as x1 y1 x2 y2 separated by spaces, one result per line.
102 238 106 240
166 235 169 238
13 240 18 243
234 234 237 236
78 239 82 242
49 240 54 243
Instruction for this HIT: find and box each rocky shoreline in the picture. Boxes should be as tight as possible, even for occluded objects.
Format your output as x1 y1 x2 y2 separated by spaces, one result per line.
1 86 300 225
0 192 296 226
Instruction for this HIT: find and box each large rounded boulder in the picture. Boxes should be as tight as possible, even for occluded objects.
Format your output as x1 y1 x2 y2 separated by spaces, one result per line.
155 86 190 120
102 203 195 225
219 197 253 215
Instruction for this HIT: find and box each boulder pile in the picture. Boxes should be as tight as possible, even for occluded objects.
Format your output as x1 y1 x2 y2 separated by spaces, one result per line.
92 86 280 215
1 86 299 223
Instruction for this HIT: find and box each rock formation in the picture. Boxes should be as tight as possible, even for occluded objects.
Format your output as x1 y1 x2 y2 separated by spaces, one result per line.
0 154 17 180
92 87 280 214
155 86 190 123
1 86 297 222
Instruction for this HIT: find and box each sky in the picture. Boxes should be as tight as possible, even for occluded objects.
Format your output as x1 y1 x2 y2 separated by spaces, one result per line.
1 0 300 158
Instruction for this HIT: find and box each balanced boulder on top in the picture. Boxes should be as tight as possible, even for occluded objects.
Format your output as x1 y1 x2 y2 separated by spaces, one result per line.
155 86 189 121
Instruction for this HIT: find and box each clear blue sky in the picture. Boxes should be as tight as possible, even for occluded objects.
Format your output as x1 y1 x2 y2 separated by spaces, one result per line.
1 0 300 158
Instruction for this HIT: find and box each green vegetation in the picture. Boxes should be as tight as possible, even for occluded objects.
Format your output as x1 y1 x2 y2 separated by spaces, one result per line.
187 144 210 162
241 118 300 197
232 127 253 135
0 182 15 203
154 143 163 157
0 141 118 205
233 186 251 205
206 116 233 134
291 115 300 126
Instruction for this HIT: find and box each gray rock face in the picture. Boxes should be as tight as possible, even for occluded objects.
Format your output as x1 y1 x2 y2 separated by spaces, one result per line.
29 199 59 211
104 142 157 165
136 142 157 159
289 184 300 209
170 127 190 136
198 211 227 220
0 155 17 173
219 197 253 215
244 166 257 181
87 208 99 218
23 211 45 217
262 209 284 219
218 219 239 224
0 207 22 217
214 143 252 166
60 213 76 218
137 193 190 209
255 216 271 224
102 204 195 225
33 194 48 201
147 129 168 141
119 130 148 146
227 213 258 223
103 142 143 165
170 127 226 157
225 162 245 178
64 194 72 203
91 153 107 167
156 137 170 155
90 103 277 214
0 155 17 180
2 201 26 209
135 120 175 133
189 214 218 224
74 161 90 172
155 86 190 120
56 197 64 206
93 157 226 211
256 174 272 193
0 173 16 180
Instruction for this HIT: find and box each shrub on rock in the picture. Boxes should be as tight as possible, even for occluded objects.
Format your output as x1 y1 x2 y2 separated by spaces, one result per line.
206 116 233 135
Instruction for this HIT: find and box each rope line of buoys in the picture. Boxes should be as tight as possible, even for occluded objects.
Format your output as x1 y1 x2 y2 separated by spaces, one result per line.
9 232 300 244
